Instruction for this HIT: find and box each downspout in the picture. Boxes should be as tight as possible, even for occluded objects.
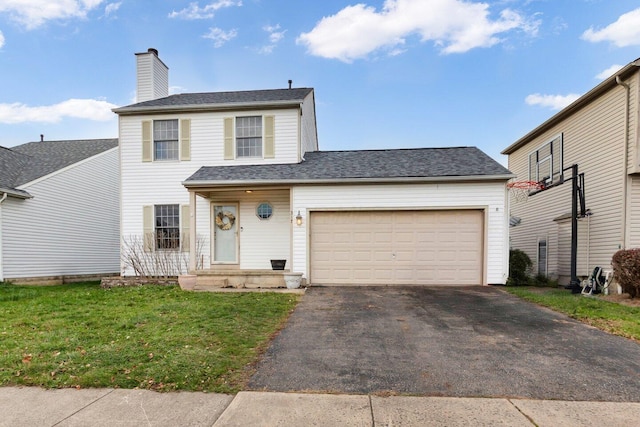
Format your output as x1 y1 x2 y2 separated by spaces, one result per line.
0 192 7 281
616 76 630 250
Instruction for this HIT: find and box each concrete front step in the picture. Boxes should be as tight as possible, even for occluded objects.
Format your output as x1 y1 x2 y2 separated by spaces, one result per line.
183 270 304 291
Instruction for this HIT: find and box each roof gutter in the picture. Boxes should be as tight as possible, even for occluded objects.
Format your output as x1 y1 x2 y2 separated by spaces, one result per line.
616 75 631 250
182 173 515 188
113 100 304 116
502 58 640 155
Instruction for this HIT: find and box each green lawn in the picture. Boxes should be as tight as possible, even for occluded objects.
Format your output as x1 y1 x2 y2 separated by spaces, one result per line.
505 287 640 341
0 282 299 393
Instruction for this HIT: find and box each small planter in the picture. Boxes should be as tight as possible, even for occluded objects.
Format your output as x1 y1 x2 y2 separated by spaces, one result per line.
178 274 197 291
284 273 302 289
270 259 286 270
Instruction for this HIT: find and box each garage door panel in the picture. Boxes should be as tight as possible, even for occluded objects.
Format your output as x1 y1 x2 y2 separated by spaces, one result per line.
310 210 483 286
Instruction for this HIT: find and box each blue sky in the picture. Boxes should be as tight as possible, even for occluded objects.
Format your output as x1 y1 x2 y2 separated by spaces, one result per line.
1 0 639 164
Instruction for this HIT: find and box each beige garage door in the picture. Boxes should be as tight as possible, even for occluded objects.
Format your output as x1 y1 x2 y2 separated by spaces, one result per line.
310 210 483 286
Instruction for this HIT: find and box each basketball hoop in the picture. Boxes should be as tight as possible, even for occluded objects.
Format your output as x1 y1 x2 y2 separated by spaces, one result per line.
507 180 545 202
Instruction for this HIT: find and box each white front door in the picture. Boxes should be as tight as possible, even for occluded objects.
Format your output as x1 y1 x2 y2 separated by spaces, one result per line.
213 204 238 264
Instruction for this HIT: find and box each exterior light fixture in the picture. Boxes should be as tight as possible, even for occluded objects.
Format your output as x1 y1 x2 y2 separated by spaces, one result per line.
245 190 253 193
295 210 303 226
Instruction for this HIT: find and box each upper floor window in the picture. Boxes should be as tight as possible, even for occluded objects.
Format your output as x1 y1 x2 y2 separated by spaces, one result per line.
154 119 179 161
142 119 190 163
236 116 262 158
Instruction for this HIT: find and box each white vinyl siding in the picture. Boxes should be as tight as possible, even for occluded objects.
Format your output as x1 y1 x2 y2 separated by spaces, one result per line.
629 175 640 247
556 217 590 280
508 78 633 281
292 182 508 285
119 109 301 275
1 149 119 279
239 190 289 269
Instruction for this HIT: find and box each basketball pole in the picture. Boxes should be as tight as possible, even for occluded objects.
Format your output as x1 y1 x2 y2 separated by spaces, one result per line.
569 164 581 293
529 163 584 293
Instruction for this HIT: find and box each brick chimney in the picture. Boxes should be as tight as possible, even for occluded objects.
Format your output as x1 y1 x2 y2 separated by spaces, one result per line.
135 48 169 103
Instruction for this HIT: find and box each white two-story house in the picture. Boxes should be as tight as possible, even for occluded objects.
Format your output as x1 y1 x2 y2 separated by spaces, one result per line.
114 49 513 288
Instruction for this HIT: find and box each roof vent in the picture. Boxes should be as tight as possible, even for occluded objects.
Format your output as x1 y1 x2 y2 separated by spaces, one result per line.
148 48 159 56
40 134 44 142
288 80 292 89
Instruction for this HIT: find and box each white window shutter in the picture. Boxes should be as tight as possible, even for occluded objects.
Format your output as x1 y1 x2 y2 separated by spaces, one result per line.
181 205 190 252
224 117 234 160
143 205 155 252
264 115 275 158
180 119 191 161
142 121 152 162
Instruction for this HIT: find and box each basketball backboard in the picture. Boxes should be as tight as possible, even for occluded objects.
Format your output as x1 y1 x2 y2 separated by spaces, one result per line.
528 133 563 186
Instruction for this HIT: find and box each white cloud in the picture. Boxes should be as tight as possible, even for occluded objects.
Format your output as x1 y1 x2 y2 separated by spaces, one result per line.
259 24 286 54
0 0 105 30
296 0 540 62
0 99 117 124
582 8 640 47
105 2 121 17
169 85 186 95
169 0 242 20
525 93 581 111
202 27 238 47
595 64 623 80
0 30 4 48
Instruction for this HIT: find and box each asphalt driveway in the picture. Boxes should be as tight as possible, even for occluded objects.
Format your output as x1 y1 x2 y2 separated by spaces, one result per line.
249 286 640 401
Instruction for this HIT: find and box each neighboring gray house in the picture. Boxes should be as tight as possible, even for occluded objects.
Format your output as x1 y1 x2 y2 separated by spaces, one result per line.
0 139 120 283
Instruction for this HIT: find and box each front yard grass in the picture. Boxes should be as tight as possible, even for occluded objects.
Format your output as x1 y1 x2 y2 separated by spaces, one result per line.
0 281 299 393
505 287 640 342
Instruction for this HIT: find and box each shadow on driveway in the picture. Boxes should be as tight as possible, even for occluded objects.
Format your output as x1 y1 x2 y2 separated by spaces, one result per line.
249 286 640 401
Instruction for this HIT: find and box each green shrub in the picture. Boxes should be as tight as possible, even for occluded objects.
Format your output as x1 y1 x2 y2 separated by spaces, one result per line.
532 274 559 288
611 248 640 298
508 249 532 286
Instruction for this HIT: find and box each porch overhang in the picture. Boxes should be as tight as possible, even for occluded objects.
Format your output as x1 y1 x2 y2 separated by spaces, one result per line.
182 174 515 189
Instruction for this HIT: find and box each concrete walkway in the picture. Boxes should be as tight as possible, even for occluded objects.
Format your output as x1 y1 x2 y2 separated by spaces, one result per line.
1 387 639 426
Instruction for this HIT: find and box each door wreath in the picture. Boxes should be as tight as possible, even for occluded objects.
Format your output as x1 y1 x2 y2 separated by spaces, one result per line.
215 211 236 230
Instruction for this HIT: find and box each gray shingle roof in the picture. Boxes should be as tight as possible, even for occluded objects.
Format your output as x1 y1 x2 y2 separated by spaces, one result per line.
184 147 512 186
114 88 314 113
0 139 118 196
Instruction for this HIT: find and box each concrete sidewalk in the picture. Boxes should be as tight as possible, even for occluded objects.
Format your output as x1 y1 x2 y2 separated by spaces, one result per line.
1 388 639 427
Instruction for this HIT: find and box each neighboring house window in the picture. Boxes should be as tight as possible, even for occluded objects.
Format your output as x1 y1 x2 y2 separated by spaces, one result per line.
529 134 563 186
155 204 180 249
256 202 273 220
538 239 548 276
154 119 179 161
236 116 262 158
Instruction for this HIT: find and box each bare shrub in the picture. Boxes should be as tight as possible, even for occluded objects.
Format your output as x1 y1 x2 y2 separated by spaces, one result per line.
121 234 206 278
611 248 640 299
